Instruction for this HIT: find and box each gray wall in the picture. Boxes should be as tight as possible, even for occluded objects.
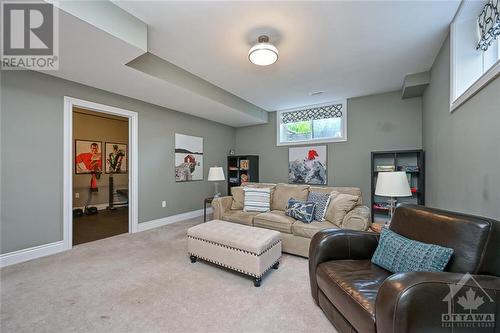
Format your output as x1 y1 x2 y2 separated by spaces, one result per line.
1 70 235 254
422 36 500 220
235 91 423 204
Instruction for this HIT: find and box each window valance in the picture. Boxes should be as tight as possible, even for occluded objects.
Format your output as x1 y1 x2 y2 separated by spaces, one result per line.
280 104 343 124
477 0 500 51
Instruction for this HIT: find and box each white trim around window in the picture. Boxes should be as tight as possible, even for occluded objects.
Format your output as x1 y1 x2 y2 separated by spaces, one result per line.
449 0 500 112
450 59 500 112
276 100 347 146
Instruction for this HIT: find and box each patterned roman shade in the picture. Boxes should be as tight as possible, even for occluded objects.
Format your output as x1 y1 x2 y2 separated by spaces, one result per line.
280 103 343 124
477 0 500 51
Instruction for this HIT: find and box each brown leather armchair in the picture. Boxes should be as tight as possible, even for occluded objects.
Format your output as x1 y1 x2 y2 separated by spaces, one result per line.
309 204 500 333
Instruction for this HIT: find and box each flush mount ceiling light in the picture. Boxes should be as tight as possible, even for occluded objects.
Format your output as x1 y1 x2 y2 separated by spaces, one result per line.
248 35 278 66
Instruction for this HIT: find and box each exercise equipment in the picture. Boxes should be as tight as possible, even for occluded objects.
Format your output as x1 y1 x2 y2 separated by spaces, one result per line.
84 172 99 215
107 175 128 210
73 208 83 218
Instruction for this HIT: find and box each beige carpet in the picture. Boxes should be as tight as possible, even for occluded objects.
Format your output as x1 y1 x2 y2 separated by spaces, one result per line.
1 216 336 333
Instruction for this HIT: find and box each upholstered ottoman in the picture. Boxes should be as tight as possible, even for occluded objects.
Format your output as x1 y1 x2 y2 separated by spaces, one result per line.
187 220 282 287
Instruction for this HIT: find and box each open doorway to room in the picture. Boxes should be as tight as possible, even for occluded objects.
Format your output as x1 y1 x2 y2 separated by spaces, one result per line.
72 108 129 245
64 97 138 250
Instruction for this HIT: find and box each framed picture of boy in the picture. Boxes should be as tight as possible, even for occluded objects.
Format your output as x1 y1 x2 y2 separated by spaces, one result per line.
75 140 103 174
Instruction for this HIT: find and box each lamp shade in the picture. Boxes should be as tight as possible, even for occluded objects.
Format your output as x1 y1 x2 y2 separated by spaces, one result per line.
208 167 225 181
375 171 411 197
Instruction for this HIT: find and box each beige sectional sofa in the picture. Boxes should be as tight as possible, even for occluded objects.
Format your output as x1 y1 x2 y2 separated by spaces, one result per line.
212 183 371 257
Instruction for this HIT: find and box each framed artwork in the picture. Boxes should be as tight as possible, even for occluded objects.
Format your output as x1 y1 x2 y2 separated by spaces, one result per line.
105 142 128 174
175 133 203 182
288 145 327 185
75 140 103 174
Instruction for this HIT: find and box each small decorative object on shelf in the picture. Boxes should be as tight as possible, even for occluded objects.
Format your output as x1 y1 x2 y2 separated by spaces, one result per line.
240 159 249 170
229 149 235 156
240 174 249 185
370 223 383 234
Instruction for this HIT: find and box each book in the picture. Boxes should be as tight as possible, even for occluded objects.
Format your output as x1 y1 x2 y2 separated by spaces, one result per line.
376 165 395 172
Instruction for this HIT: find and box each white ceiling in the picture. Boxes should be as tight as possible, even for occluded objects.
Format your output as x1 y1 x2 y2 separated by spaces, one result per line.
115 0 460 111
42 1 460 127
42 7 266 127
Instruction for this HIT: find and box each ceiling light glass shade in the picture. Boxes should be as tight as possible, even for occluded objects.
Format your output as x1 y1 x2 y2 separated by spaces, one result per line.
248 36 278 66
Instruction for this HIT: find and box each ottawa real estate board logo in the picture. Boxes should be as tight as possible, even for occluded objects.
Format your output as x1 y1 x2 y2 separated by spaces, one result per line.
441 273 496 329
1 1 59 70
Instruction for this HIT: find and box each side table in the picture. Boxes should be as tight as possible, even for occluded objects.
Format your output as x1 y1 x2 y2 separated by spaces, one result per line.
204 197 214 222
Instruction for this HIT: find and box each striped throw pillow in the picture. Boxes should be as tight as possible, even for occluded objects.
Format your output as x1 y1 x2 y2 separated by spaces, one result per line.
243 187 271 212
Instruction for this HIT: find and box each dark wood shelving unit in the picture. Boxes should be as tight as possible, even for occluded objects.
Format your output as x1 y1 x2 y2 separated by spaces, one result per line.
227 155 259 193
371 149 425 224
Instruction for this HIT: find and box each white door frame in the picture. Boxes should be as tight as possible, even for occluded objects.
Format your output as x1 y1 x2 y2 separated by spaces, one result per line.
63 97 139 250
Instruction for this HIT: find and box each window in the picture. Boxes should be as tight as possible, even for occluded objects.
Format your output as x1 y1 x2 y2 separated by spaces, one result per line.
277 100 347 146
450 0 500 111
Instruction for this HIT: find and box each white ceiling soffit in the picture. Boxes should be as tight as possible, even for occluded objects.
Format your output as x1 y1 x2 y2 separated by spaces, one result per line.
114 0 461 110
126 53 268 123
40 1 268 127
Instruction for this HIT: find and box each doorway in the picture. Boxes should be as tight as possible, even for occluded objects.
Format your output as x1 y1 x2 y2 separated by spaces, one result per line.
72 108 129 245
64 97 138 250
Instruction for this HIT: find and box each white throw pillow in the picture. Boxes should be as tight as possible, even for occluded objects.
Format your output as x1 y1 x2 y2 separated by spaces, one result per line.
243 187 271 212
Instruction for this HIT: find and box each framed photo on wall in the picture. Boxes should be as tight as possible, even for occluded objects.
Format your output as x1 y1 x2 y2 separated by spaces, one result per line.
105 142 128 174
175 133 203 182
288 145 327 185
75 140 103 174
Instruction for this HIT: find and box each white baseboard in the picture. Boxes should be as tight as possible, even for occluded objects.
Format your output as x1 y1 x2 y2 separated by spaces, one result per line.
0 241 66 268
0 208 211 268
137 208 213 232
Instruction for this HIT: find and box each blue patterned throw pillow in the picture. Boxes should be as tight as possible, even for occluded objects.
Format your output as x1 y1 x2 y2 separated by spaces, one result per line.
307 192 331 221
285 198 316 223
372 228 454 273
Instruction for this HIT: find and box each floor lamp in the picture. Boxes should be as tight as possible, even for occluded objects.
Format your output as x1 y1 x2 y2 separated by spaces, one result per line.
375 171 412 225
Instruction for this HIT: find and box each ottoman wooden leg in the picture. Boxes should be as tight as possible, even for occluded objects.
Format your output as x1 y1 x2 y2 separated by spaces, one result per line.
272 261 279 270
190 255 197 263
253 277 262 287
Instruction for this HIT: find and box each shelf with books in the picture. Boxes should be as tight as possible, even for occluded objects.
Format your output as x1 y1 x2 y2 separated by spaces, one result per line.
227 155 259 193
370 149 425 223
